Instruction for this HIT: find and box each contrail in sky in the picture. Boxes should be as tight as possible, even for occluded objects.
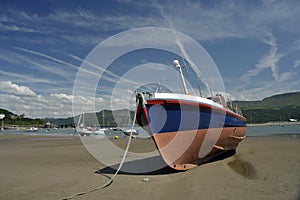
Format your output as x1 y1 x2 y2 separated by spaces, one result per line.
155 3 212 95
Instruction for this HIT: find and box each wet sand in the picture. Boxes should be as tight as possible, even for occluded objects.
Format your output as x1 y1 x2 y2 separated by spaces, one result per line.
0 134 299 200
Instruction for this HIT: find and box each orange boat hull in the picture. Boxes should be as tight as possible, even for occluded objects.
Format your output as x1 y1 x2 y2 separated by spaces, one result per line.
152 127 246 170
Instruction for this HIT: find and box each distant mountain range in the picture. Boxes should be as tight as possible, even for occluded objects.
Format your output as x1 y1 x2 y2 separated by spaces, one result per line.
1 92 299 126
45 109 135 128
234 91 300 123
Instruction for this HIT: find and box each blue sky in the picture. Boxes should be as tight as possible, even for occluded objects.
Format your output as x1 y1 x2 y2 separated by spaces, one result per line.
0 0 300 118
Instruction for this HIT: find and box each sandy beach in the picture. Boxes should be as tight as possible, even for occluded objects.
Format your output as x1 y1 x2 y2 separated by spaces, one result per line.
0 134 299 200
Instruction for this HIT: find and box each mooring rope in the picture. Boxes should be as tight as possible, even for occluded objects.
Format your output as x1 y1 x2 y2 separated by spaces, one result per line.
60 104 138 200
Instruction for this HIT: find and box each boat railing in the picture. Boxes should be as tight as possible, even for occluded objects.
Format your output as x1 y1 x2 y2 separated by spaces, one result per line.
227 101 244 116
208 94 228 109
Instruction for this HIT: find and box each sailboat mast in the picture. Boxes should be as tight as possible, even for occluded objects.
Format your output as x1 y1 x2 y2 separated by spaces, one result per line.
0 114 4 131
82 112 85 127
102 110 105 127
157 78 162 93
198 83 203 97
172 59 188 94
77 113 82 127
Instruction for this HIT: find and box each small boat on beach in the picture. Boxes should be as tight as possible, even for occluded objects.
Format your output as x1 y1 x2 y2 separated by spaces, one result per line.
93 110 108 135
0 114 5 132
76 112 93 136
122 112 139 136
123 128 139 136
76 127 93 136
93 128 107 135
135 59 247 170
76 111 107 136
25 127 39 132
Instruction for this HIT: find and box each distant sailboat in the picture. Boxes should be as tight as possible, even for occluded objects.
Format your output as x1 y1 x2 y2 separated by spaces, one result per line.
76 111 108 136
94 110 107 135
122 111 139 136
76 112 93 136
0 114 4 131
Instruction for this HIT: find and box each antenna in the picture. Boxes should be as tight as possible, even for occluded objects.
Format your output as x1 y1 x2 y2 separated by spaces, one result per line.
197 83 203 97
180 55 189 74
209 88 213 97
156 78 162 93
172 59 188 94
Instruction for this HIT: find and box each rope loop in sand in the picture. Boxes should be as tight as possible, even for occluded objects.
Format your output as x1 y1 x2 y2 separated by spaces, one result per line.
60 104 138 200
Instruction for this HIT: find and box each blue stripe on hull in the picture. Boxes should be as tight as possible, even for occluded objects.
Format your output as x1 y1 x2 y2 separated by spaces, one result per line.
146 104 246 134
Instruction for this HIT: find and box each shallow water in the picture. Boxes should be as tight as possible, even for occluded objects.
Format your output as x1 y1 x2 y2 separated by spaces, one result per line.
0 128 76 136
0 127 150 138
246 124 300 136
1 124 299 137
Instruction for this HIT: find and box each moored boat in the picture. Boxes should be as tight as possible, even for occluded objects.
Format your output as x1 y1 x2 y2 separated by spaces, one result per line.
135 59 246 170
25 127 39 132
122 128 139 136
76 112 92 136
76 111 108 136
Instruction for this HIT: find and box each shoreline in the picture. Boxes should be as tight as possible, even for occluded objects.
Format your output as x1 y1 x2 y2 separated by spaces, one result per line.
247 121 300 126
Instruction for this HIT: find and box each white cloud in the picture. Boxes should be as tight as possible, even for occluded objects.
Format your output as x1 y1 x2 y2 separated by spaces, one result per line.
0 68 54 85
0 81 36 96
1 1 299 45
158 1 300 41
241 33 282 82
16 54 74 81
229 69 298 101
0 49 74 95
232 77 300 101
1 1 299 51
15 47 79 71
0 21 40 33
68 53 142 87
294 60 300 68
0 90 108 118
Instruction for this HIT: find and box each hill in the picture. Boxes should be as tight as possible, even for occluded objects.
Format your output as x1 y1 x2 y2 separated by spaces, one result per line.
0 109 45 127
234 92 300 123
46 109 135 128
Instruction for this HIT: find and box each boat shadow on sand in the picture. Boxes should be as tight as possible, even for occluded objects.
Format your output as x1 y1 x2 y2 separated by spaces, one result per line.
96 155 178 175
96 149 238 176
